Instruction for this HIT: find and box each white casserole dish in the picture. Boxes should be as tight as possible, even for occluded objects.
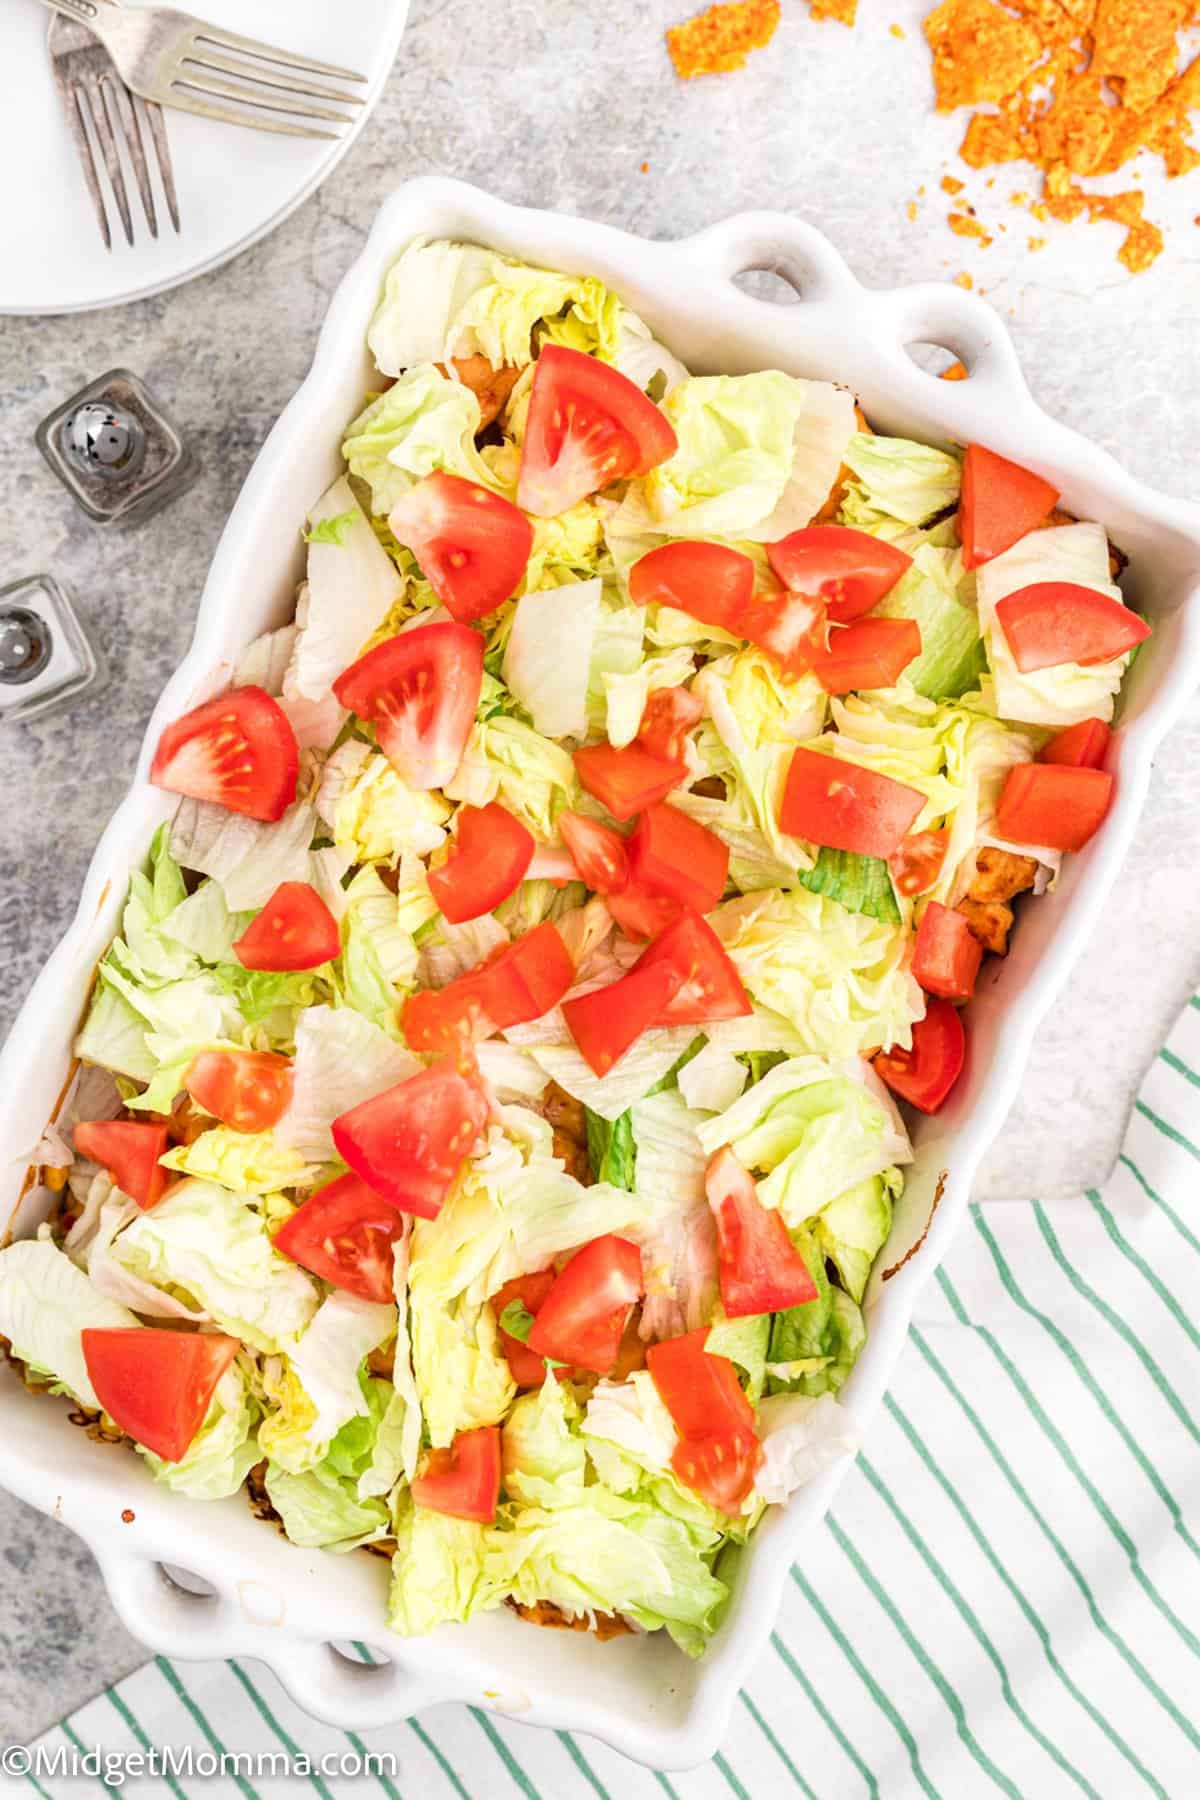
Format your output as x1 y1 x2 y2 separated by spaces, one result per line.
3 178 1199 1771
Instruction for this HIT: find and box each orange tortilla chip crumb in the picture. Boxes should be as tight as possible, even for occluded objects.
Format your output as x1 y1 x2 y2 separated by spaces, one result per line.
666 0 780 77
906 199 920 220
808 0 858 21
954 271 975 287
891 22 908 35
942 174 965 194
948 210 993 243
924 0 1043 109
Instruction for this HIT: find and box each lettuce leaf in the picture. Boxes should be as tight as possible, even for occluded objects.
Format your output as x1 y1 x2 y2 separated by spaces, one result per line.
318 742 450 866
284 478 404 702
797 848 900 925
143 1362 261 1499
0 1235 137 1407
838 432 962 531
767 1230 866 1397
343 365 504 518
444 715 576 840
586 1108 637 1188
873 543 986 701
812 1168 900 1304
276 1005 419 1163
159 1127 320 1196
503 578 601 740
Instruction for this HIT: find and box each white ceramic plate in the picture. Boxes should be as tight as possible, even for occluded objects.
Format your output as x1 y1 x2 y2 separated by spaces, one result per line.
3 181 1200 1770
1 0 408 316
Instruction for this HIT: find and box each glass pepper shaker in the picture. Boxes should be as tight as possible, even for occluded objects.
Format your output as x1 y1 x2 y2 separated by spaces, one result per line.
0 575 103 724
35 368 198 528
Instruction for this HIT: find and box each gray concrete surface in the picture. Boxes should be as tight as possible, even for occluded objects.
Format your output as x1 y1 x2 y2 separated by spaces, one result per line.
1 0 1198 1745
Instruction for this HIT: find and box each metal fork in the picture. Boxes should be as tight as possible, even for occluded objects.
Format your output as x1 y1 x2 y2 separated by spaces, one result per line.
36 0 367 140
49 11 180 250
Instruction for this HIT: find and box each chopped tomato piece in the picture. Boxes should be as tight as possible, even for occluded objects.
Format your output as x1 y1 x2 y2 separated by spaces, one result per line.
1040 717 1111 770
150 686 298 822
331 1059 488 1218
607 885 681 941
995 583 1150 673
184 1050 292 1134
874 999 965 1114
427 802 535 924
628 540 754 636
995 763 1114 852
646 1328 762 1514
411 1426 502 1523
766 525 912 624
491 1271 561 1388
637 685 705 762
526 1235 644 1374
403 922 575 1054
911 902 983 1001
574 742 687 821
72 1120 169 1211
888 828 949 898
781 746 925 858
739 588 825 676
960 444 1059 569
629 803 729 915
81 1328 241 1463
273 1173 405 1304
806 616 922 694
672 1428 762 1515
558 810 629 894
637 906 750 1027
332 621 483 790
562 958 678 1076
518 345 678 517
388 472 533 624
705 1146 817 1318
232 882 340 972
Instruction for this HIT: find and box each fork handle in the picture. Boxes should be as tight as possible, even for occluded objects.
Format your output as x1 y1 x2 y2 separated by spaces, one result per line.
34 0 119 19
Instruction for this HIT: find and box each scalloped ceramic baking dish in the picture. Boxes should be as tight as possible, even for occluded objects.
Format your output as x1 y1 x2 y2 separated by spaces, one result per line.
3 178 1200 1770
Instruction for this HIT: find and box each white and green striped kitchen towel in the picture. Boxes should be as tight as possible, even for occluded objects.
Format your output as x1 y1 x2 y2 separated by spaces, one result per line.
13 997 1200 1799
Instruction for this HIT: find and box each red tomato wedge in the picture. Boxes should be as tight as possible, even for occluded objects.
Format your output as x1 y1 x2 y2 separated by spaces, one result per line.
526 1235 644 1374
806 617 922 695
888 828 949 898
781 746 925 858
411 1426 502 1523
558 810 629 894
995 763 1114 852
911 902 983 1001
150 686 298 822
629 803 729 915
739 589 825 676
232 882 340 972
637 907 751 1027
272 1173 405 1304
562 958 679 1076
403 922 575 1054
628 540 754 636
184 1050 292 1134
874 999 966 1114
1040 717 1111 769
607 884 682 943
73 1120 169 1211
994 582 1150 673
387 472 533 624
959 444 1059 569
766 525 913 625
491 1271 560 1389
81 1328 240 1463
330 1059 488 1218
672 1428 763 1515
646 1328 762 1514
705 1146 818 1318
332 622 483 790
637 685 705 762
517 345 678 517
574 742 687 821
427 802 535 924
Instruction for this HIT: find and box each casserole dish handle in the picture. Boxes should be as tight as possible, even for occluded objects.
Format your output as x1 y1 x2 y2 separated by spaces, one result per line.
671 210 1030 408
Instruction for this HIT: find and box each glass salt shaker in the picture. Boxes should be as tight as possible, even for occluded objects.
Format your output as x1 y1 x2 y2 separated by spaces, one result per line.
35 368 197 528
0 575 103 724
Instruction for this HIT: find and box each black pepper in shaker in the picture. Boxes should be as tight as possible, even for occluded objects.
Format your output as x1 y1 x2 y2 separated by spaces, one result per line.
35 369 197 527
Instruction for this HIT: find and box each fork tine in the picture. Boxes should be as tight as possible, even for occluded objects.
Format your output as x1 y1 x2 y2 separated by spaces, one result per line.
174 64 356 125
104 75 157 238
188 26 366 84
160 87 340 140
64 85 111 252
84 80 134 246
181 47 364 107
141 98 180 234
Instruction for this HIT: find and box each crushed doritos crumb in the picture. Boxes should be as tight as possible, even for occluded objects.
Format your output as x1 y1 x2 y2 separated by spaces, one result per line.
666 0 780 77
949 210 994 244
941 359 970 379
954 271 975 287
907 200 920 220
891 21 907 34
942 174 965 194
807 0 858 22
1028 235 1048 250
921 0 1200 273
